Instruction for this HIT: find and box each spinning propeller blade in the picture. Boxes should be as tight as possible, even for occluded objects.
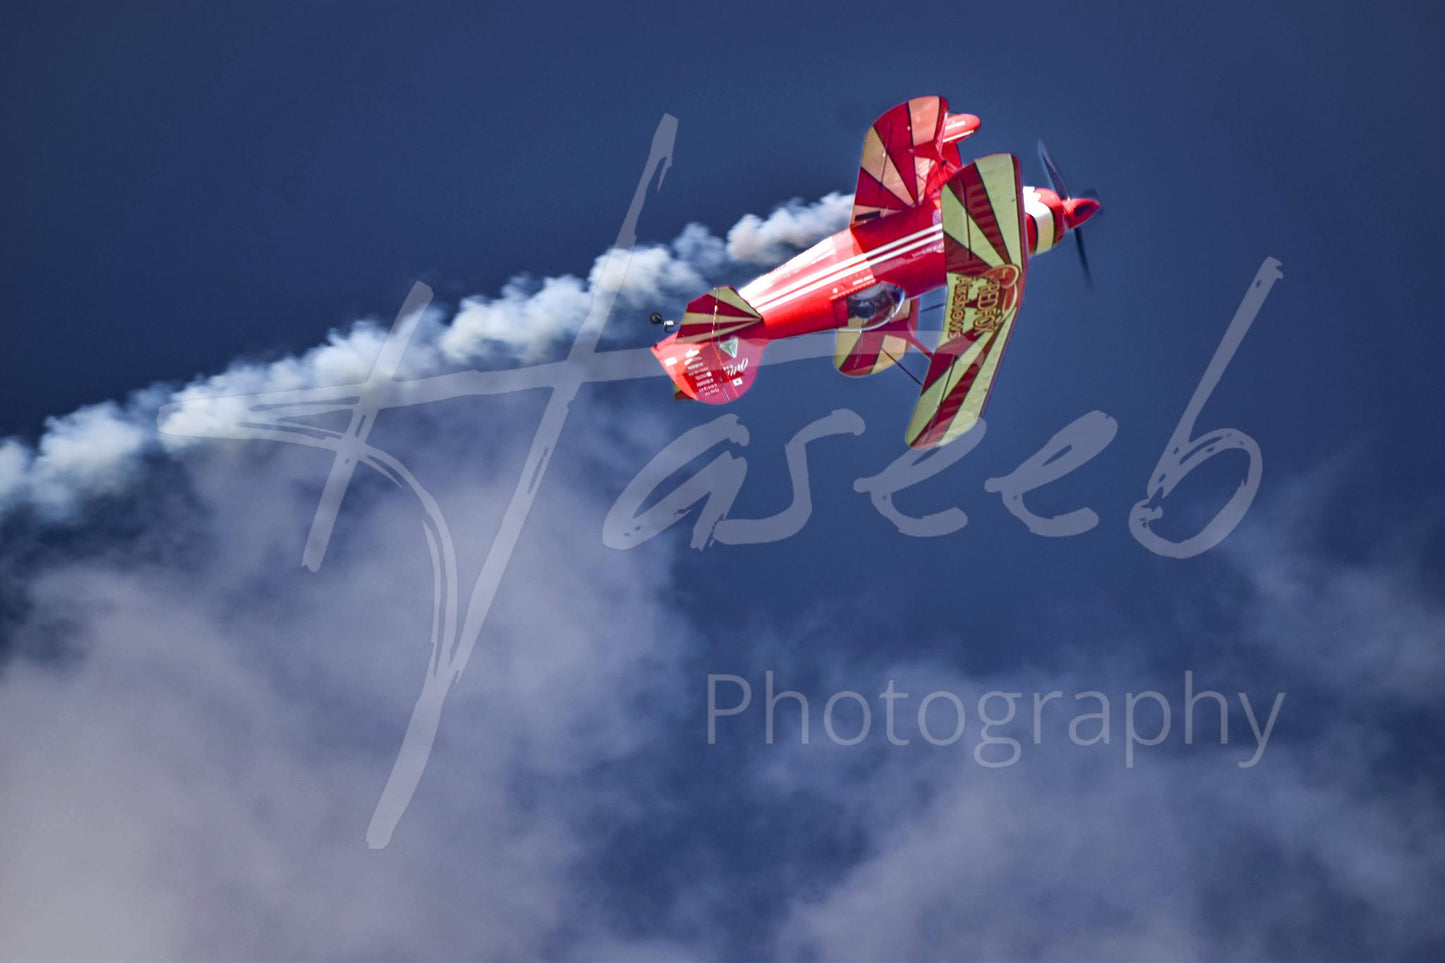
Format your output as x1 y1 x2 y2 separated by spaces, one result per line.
1074 227 1093 290
1037 139 1096 289
1037 139 1071 199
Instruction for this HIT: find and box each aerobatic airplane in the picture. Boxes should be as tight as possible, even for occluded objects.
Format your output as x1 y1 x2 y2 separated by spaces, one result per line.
648 95 1099 449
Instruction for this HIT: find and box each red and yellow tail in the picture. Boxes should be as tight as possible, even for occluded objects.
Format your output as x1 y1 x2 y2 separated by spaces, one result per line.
652 286 767 404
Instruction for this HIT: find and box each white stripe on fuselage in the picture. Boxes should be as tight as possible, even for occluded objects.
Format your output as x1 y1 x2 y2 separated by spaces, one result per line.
1024 191 1056 254
744 222 943 311
744 179 1051 315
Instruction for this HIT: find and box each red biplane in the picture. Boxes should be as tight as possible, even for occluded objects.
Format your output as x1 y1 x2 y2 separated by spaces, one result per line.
649 95 1099 449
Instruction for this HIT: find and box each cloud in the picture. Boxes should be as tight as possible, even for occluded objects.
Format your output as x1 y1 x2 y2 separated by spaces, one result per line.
0 191 847 959
11 471 1442 960
0 390 688 960
759 664 1445 962
1221 471 1445 705
1 185 1441 962
703 470 1445 960
0 439 31 511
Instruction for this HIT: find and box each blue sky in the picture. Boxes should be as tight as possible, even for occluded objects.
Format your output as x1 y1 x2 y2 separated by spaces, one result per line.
1 1 1443 960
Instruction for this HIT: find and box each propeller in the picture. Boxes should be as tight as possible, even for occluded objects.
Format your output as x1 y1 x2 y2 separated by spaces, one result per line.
1037 139 1098 289
1072 214 1093 290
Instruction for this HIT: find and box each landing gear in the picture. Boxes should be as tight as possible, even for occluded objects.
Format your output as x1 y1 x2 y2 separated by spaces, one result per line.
649 312 676 332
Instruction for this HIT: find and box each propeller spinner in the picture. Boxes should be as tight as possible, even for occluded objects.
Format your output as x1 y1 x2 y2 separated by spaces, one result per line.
1037 140 1099 288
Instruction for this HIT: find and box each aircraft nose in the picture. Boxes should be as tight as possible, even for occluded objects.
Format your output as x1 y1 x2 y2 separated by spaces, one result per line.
1064 196 1100 229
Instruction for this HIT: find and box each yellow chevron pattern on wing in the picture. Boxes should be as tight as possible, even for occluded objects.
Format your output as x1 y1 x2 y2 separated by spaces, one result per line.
943 204 1004 269
902 331 988 444
976 154 1025 266
905 154 1029 449
956 304 1022 428
834 299 917 377
834 328 909 377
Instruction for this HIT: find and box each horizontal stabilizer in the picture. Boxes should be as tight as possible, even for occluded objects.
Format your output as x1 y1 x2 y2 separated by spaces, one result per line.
673 285 764 344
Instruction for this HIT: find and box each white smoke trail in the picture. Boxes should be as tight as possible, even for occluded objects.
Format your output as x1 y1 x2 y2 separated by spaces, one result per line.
0 191 852 523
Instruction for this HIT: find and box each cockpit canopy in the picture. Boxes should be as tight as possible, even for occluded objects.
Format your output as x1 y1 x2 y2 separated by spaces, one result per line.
842 282 907 330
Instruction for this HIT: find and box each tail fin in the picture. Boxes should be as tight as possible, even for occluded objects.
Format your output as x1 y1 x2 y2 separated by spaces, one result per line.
653 286 767 404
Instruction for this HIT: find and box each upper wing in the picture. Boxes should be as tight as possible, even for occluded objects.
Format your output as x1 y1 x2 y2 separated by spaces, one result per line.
851 96 978 227
905 153 1029 449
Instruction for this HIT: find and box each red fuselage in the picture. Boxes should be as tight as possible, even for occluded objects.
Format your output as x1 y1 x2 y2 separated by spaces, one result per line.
738 203 944 339
649 98 1101 419
734 180 1089 341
